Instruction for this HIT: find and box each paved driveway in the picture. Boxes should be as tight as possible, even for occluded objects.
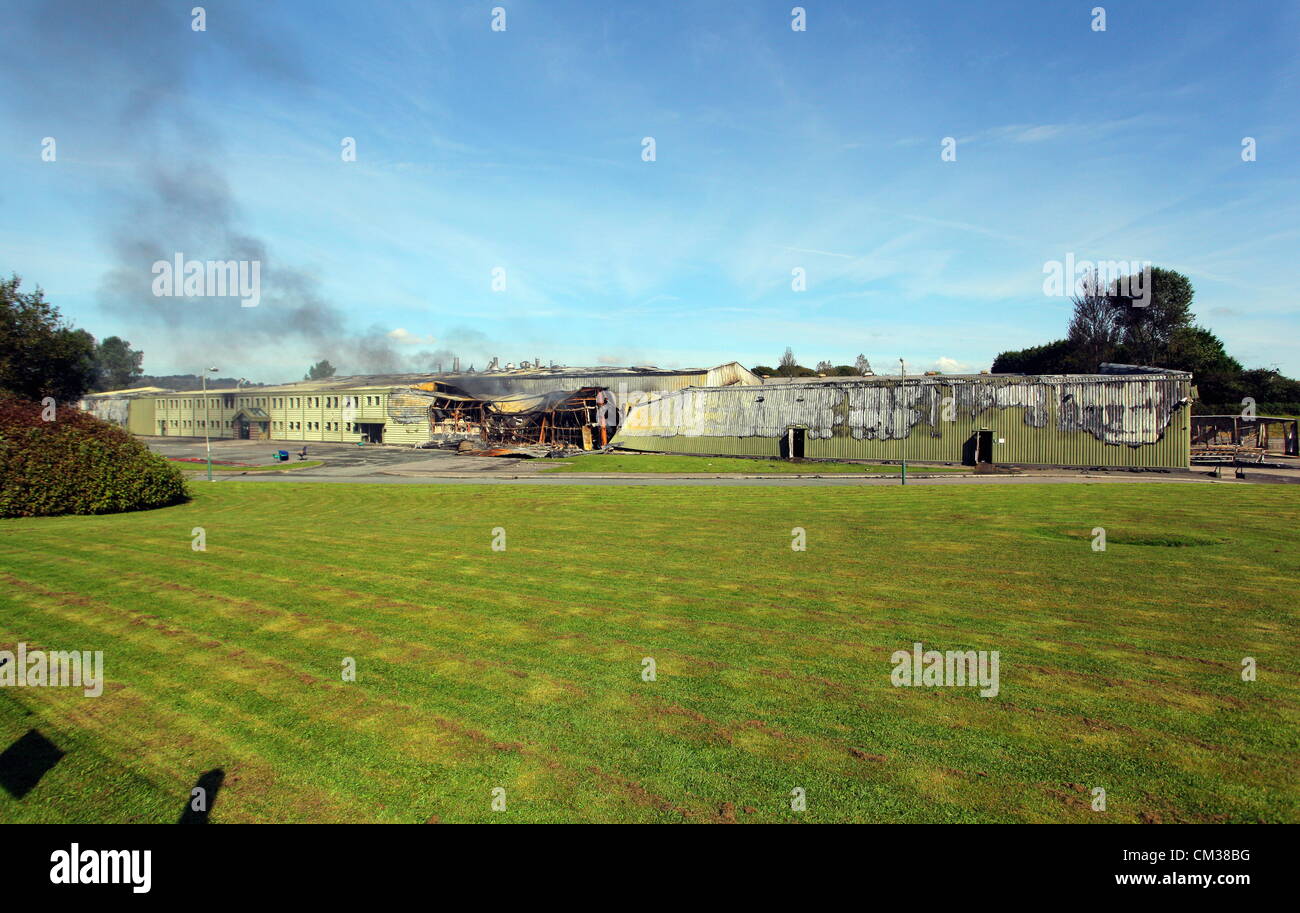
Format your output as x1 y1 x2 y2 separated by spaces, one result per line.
143 437 544 477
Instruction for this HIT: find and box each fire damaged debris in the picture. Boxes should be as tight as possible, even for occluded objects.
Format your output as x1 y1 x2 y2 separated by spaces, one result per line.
405 385 616 454
388 384 485 445
1191 414 1299 463
481 387 611 449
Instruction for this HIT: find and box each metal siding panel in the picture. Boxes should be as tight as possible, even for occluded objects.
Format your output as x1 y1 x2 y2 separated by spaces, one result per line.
611 375 1191 468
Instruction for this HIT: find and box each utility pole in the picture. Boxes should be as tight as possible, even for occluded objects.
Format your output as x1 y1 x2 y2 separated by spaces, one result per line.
899 358 907 486
203 367 219 482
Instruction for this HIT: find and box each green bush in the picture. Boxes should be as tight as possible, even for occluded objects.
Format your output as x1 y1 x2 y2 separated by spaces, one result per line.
0 395 187 517
1194 402 1300 418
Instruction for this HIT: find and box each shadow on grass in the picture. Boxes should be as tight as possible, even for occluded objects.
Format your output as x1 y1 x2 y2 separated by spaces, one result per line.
177 768 224 823
0 728 64 799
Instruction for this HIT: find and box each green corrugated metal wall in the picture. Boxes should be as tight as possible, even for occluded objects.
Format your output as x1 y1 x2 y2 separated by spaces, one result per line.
612 376 1192 469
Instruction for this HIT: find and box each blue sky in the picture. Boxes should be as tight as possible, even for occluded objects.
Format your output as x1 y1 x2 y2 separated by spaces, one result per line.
3 0 1297 382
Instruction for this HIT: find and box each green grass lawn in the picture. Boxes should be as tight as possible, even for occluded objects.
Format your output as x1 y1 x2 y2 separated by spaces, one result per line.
1 482 1296 823
544 452 966 474
170 460 324 473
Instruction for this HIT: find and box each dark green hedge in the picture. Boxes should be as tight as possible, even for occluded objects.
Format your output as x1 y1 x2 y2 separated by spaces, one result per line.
0 395 188 517
1194 403 1300 417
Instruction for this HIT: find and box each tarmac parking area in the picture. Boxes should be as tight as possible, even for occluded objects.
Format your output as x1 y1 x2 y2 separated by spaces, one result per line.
143 437 544 477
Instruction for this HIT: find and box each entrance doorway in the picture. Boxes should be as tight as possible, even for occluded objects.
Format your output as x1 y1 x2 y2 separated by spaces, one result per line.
356 423 384 444
963 429 995 466
779 426 806 459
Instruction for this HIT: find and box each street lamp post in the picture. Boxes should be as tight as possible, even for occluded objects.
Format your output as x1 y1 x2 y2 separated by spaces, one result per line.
202 367 219 482
899 358 907 486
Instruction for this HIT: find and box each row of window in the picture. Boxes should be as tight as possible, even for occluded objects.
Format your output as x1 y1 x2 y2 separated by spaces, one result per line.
159 395 376 410
273 421 351 431
162 419 363 433
163 419 233 429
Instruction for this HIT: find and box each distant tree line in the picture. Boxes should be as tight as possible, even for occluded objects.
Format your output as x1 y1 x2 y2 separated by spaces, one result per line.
753 349 873 378
992 266 1300 414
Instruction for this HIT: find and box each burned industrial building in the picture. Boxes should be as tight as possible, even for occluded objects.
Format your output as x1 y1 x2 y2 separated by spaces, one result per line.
80 361 1206 469
610 366 1195 469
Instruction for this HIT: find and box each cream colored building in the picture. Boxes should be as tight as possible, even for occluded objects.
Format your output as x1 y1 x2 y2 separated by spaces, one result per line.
105 363 759 447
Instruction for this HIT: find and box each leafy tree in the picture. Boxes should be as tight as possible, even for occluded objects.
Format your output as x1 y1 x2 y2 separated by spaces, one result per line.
815 360 833 374
854 354 873 375
776 347 804 378
995 265 1298 411
991 339 1075 374
1164 326 1242 405
94 336 144 391
831 365 859 376
750 365 775 376
1238 367 1300 403
1066 270 1122 371
0 274 98 402
1106 267 1194 367
305 359 337 381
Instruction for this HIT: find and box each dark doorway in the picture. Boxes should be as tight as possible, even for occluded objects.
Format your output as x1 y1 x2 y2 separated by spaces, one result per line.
357 423 384 444
236 421 250 439
963 429 995 466
779 427 806 460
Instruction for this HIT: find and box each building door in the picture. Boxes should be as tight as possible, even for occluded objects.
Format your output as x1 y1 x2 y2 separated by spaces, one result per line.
976 429 994 464
357 423 384 444
780 427 806 459
237 420 251 440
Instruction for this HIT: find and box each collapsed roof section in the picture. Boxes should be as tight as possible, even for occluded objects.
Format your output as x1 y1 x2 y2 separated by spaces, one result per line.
386 383 613 449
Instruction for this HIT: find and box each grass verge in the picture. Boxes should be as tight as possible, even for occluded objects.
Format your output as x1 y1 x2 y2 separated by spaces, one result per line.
171 460 324 473
1 482 1295 822
543 453 966 474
